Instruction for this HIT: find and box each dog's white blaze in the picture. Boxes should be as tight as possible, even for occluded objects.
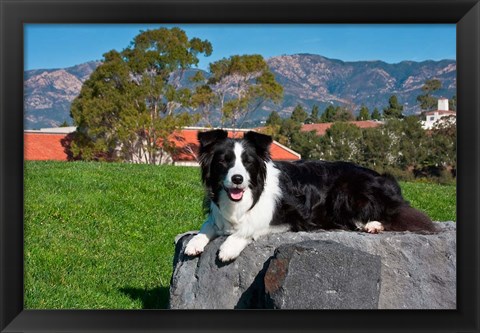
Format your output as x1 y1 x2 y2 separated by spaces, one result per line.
223 142 250 189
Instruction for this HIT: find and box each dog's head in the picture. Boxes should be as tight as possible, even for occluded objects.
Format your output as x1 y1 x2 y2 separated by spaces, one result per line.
197 130 273 209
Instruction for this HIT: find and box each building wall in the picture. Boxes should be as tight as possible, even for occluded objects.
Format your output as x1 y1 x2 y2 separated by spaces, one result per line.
438 99 449 111
174 161 200 167
422 112 456 130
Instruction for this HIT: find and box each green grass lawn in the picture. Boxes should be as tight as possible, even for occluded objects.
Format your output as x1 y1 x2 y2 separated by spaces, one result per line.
24 161 456 309
399 181 456 222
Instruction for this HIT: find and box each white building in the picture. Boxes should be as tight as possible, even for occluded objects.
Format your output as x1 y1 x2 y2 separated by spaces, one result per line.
421 98 456 130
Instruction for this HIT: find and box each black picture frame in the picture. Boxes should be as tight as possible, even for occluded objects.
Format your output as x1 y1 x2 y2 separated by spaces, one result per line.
1 0 479 332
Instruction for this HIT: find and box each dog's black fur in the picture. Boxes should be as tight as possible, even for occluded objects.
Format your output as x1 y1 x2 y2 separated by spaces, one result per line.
272 160 435 232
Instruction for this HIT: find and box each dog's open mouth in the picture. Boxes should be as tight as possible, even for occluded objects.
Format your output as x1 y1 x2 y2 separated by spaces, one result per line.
226 187 245 201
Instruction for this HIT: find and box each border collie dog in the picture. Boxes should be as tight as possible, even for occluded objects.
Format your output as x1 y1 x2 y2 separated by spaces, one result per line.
185 130 436 262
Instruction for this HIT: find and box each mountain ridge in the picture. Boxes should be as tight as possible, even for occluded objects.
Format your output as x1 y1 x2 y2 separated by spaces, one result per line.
23 55 456 129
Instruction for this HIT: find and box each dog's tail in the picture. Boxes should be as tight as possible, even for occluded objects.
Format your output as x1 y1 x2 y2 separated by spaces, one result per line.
387 205 437 233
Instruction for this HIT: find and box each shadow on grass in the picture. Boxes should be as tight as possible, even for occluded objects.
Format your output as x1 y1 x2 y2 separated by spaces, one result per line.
120 286 170 309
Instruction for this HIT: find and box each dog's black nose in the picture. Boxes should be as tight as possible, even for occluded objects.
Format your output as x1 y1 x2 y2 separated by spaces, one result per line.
231 174 244 185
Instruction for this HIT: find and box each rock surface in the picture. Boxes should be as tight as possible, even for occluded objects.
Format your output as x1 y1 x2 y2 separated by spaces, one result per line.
169 222 456 309
264 240 382 309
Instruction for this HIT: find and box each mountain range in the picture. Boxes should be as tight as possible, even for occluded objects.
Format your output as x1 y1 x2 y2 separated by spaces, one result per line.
23 54 456 129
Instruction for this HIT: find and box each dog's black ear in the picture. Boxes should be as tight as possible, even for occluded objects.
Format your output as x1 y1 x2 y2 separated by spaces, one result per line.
243 131 273 160
244 131 273 150
197 130 228 186
198 130 228 149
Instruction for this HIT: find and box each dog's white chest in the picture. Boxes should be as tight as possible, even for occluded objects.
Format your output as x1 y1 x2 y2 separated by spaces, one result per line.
214 199 249 234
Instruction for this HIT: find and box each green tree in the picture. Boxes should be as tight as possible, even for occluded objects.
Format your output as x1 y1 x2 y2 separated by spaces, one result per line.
416 79 442 111
360 119 427 176
320 105 337 123
312 122 363 162
278 118 302 147
190 72 218 127
333 106 354 122
290 104 308 124
206 54 283 128
356 105 370 121
320 105 353 122
449 95 457 111
262 111 283 142
371 107 381 120
383 95 404 119
398 116 428 169
305 104 320 124
360 127 392 169
70 28 212 164
290 130 319 160
376 119 404 166
425 115 456 170
378 117 427 170
265 105 321 160
266 111 282 126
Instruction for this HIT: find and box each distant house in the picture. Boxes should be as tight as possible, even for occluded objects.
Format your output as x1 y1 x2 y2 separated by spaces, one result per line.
421 98 456 130
24 126 301 165
300 120 383 136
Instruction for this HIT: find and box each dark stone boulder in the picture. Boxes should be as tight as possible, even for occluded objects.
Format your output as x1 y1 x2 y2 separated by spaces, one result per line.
169 222 456 309
264 240 381 309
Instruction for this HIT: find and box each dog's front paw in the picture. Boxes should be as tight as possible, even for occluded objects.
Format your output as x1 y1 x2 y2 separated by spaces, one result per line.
364 221 385 234
184 234 209 256
218 237 250 262
218 245 242 262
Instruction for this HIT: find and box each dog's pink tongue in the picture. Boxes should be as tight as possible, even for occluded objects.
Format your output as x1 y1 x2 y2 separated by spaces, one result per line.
229 188 244 200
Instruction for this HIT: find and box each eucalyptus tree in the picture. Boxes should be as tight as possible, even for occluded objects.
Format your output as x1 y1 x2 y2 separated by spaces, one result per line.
70 27 212 164
199 54 283 128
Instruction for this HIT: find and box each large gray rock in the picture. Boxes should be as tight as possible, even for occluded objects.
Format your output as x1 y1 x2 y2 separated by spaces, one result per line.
264 240 382 309
169 222 456 309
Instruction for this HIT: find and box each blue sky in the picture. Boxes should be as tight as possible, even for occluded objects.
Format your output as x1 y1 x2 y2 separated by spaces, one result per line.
24 24 456 71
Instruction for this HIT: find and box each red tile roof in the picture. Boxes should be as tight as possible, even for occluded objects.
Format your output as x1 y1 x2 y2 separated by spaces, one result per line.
301 121 382 136
24 128 301 162
269 141 301 161
24 132 69 161
169 129 301 162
